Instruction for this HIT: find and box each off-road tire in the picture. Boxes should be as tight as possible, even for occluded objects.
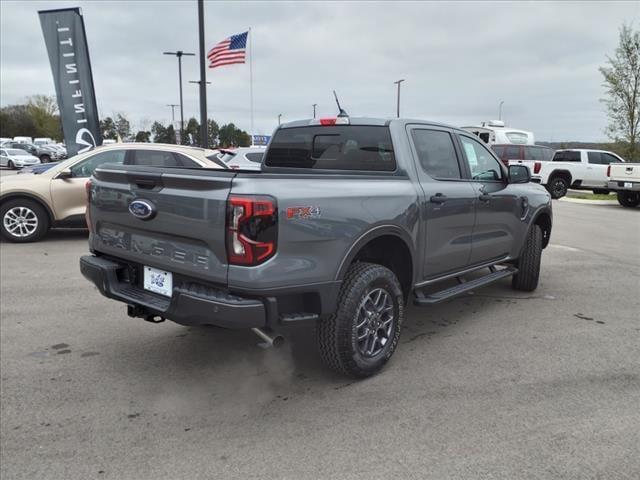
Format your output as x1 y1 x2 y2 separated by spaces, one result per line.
617 191 640 208
0 199 50 242
316 262 404 378
547 176 568 199
512 225 542 292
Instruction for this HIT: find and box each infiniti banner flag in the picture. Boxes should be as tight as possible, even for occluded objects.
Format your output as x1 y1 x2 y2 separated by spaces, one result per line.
39 8 102 156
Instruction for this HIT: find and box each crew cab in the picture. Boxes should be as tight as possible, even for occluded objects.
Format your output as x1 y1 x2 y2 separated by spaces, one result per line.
80 117 552 378
511 149 626 199
607 162 640 207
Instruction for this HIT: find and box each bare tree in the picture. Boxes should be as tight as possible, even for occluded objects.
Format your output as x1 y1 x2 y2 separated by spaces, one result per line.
600 24 640 159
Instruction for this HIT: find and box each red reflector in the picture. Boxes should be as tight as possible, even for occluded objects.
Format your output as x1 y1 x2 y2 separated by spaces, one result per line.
319 118 337 126
534 162 542 174
85 180 93 232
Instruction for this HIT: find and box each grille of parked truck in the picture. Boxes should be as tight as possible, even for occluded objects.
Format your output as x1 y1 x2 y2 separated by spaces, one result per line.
79 116 552 378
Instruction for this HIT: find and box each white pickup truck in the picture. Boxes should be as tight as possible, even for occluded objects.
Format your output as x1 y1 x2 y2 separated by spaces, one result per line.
509 149 625 199
607 162 640 207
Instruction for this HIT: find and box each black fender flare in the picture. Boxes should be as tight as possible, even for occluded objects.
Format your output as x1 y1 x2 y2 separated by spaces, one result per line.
334 224 417 283
526 206 552 250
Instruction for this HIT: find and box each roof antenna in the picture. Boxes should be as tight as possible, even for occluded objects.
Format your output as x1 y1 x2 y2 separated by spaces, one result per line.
333 90 349 118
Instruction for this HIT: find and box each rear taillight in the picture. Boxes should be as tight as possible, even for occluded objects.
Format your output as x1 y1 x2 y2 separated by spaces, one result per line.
85 180 93 232
607 165 611 177
226 195 277 266
534 162 542 174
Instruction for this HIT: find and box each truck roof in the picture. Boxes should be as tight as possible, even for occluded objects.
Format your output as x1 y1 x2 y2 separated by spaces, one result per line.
279 117 464 132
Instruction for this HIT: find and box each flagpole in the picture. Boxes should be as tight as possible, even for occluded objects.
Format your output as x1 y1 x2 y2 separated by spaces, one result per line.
249 27 254 141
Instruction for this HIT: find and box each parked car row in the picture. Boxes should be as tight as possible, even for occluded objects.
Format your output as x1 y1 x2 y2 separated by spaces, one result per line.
0 139 67 163
0 143 227 242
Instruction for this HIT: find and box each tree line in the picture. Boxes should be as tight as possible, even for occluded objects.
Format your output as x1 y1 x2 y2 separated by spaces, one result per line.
0 96 252 148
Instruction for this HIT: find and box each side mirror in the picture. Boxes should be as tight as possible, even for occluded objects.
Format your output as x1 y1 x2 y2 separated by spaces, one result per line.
508 164 531 184
57 169 73 180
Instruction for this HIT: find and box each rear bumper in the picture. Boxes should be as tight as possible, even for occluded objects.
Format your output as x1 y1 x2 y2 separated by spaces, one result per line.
80 255 267 328
607 181 640 191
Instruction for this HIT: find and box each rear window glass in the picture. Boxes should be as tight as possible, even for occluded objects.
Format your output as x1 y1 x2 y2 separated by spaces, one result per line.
553 151 581 162
492 146 506 159
265 126 396 171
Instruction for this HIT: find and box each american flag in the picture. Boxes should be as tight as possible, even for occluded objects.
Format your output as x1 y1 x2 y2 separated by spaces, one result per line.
207 31 248 69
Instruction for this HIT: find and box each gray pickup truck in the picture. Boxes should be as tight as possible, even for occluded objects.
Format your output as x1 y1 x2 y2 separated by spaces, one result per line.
80 116 552 377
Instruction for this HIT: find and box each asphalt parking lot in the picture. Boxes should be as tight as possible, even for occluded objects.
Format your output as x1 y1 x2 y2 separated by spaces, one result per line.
1 171 639 479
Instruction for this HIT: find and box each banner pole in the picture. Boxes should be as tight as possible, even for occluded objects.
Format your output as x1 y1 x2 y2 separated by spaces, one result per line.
249 27 254 141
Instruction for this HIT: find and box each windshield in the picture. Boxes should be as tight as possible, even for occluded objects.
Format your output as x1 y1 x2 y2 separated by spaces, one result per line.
7 149 29 155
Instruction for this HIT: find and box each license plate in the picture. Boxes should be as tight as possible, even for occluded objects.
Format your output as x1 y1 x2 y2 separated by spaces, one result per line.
143 266 173 297
624 182 633 189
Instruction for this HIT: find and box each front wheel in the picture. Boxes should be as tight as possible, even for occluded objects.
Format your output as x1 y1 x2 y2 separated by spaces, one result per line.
40 155 51 163
512 224 542 292
547 176 568 199
0 199 50 242
316 262 404 378
7 160 15 170
617 191 640 208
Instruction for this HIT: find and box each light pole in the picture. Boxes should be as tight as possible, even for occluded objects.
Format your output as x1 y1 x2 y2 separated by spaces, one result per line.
394 79 405 118
197 0 208 148
278 113 282 125
499 100 504 121
166 104 179 124
312 104 317 118
163 50 195 140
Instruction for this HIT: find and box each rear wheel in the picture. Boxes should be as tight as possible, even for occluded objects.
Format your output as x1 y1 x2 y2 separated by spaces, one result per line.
0 199 50 242
617 191 640 208
547 176 568 199
512 225 542 292
316 262 404 378
39 155 51 163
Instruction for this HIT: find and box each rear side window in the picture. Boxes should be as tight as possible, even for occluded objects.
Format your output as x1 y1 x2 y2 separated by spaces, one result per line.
265 126 396 171
71 150 126 177
131 150 178 167
175 153 200 167
411 129 461 179
529 147 549 161
601 152 622 164
245 152 263 163
553 151 581 162
505 146 520 159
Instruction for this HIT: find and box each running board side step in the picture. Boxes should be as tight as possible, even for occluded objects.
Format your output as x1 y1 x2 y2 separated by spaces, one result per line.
413 267 518 305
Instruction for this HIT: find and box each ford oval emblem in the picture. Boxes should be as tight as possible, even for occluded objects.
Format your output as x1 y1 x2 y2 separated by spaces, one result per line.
129 199 156 220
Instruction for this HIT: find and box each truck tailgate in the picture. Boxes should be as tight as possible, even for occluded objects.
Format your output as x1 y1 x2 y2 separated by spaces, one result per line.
89 165 235 286
610 163 640 182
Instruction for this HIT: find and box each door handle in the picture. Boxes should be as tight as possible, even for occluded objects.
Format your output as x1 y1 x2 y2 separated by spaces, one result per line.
430 193 447 204
478 193 491 202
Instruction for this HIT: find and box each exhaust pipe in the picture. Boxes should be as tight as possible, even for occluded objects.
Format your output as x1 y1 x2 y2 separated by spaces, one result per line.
251 328 285 348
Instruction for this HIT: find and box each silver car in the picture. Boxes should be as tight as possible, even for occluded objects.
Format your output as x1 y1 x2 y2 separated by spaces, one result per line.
219 147 265 170
0 148 41 169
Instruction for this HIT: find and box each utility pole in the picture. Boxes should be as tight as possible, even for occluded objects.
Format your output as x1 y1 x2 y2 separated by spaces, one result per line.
499 100 504 121
278 113 282 125
312 103 317 118
394 79 405 118
166 104 179 124
197 0 208 148
163 50 195 141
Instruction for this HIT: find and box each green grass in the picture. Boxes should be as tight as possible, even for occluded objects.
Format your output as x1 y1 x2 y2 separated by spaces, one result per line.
568 193 616 201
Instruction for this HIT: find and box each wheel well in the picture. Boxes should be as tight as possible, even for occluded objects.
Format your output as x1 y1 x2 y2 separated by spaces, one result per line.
534 212 551 249
549 170 571 184
350 235 413 300
0 195 54 223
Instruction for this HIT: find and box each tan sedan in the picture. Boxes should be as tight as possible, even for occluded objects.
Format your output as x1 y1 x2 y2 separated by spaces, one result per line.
0 143 225 242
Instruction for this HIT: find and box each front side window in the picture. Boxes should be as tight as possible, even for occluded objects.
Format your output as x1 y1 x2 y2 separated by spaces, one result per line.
70 150 126 177
459 135 504 181
411 129 461 179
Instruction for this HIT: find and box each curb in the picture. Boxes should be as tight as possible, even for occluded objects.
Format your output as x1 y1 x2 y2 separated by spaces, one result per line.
558 197 618 205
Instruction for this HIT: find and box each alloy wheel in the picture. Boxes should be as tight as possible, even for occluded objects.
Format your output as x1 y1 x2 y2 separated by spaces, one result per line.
3 206 39 238
355 287 395 358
